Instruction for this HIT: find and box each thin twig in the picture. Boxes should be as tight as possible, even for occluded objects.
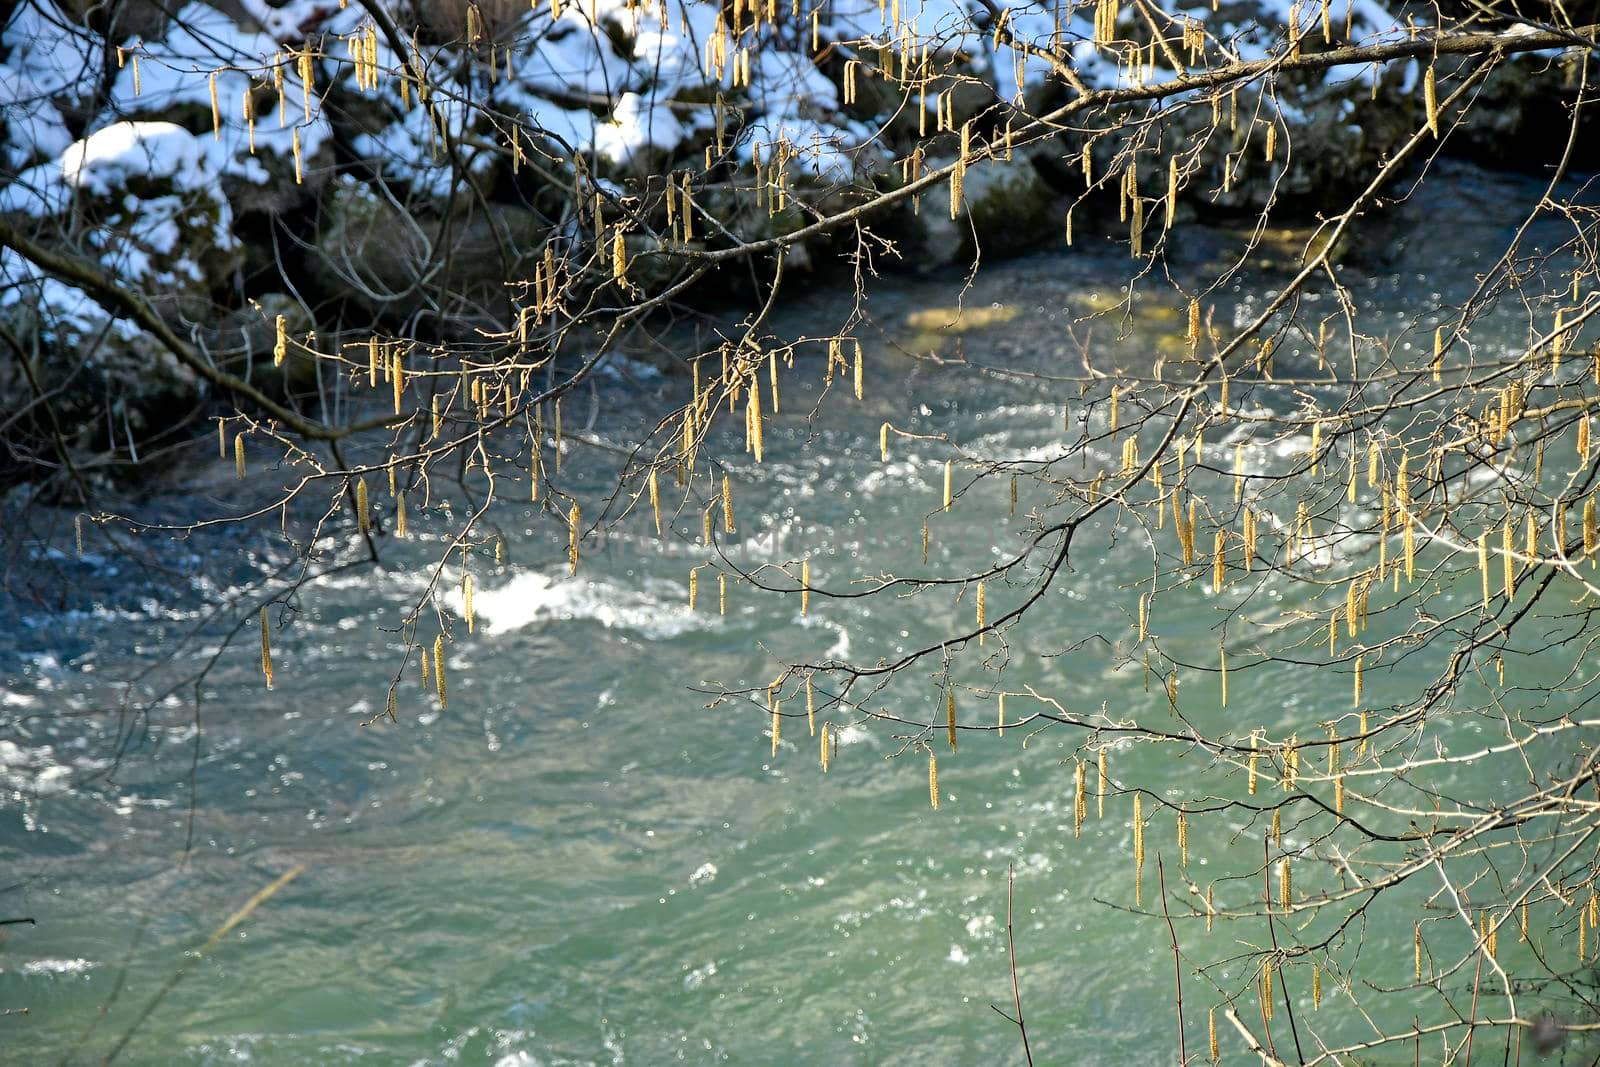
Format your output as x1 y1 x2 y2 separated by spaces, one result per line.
1157 854 1189 1066
1263 840 1305 1064
101 865 305 1065
1006 863 1035 1067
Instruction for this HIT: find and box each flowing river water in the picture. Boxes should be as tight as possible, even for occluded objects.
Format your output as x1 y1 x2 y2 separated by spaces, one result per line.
1 161 1595 1064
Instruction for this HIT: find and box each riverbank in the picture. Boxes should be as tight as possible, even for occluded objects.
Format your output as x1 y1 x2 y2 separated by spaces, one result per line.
4 0 1596 487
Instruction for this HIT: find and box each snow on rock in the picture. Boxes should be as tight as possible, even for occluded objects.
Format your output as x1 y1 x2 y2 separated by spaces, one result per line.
2 0 1419 250
595 91 691 167
0 0 1427 352
2 121 239 280
61 122 216 198
0 65 72 171
0 1 99 108
1 120 242 422
100 1 334 201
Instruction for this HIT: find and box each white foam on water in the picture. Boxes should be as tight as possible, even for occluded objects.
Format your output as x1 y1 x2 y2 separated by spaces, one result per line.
16 958 96 976
445 570 712 640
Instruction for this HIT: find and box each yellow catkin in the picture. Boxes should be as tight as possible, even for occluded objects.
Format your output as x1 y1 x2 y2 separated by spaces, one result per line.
1479 531 1491 608
1585 497 1597 557
205 69 223 140
1187 299 1201 355
748 385 764 462
1093 749 1106 820
801 559 811 616
567 502 581 574
949 124 968 219
1133 793 1144 906
463 573 475 632
273 314 287 366
433 635 447 707
688 568 698 610
929 751 940 810
853 340 863 400
1403 512 1416 581
942 460 953 511
1312 964 1321 1008
1208 1008 1218 1060
1503 519 1516 600
946 689 958 751
395 490 408 538
1177 809 1188 865
1074 760 1085 838
355 477 370 535
806 676 815 736
1248 732 1259 794
720 474 735 533
1220 644 1228 707
648 468 662 535
771 704 780 757
259 607 273 689
1280 857 1291 912
1424 64 1439 136
1353 654 1363 705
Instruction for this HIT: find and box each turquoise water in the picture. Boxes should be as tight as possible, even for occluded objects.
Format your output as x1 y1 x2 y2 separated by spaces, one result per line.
2 163 1596 1064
